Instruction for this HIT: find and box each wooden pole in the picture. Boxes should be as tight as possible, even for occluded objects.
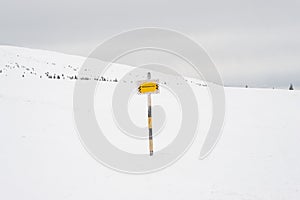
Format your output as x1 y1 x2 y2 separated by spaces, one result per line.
147 72 153 156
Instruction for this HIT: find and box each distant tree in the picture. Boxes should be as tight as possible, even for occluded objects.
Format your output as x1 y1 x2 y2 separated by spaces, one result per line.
289 84 294 90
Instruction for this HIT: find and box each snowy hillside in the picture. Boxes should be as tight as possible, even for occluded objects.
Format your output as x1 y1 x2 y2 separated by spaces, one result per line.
0 46 300 200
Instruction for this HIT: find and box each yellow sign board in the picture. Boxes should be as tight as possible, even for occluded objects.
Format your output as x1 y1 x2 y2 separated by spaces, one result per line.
138 80 159 94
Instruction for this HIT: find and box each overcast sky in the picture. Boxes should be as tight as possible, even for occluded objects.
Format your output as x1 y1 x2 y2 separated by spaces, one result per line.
0 0 299 88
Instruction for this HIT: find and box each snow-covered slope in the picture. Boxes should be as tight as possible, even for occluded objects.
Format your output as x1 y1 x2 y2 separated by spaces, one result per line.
0 46 300 200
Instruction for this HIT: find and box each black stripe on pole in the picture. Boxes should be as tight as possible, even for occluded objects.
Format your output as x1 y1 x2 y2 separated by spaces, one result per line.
148 106 151 117
149 128 153 137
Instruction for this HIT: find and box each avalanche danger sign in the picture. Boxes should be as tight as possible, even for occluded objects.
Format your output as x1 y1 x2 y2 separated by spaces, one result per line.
137 80 159 95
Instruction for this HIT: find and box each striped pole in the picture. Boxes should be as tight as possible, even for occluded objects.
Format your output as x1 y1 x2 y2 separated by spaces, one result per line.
147 72 153 156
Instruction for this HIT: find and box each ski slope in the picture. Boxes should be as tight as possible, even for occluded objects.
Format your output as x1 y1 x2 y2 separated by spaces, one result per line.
0 46 300 200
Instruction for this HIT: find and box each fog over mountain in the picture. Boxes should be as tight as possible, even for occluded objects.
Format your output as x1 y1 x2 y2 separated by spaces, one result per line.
0 0 299 88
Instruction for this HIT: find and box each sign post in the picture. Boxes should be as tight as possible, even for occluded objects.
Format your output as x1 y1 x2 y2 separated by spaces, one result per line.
137 72 159 156
147 72 153 156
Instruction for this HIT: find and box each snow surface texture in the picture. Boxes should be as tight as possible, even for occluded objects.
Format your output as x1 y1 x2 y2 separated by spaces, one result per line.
0 46 300 199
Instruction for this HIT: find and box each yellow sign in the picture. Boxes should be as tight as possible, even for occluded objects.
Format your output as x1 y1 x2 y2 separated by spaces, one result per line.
138 80 159 94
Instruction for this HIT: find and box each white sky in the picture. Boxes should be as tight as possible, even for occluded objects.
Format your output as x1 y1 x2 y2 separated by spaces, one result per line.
0 0 299 88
